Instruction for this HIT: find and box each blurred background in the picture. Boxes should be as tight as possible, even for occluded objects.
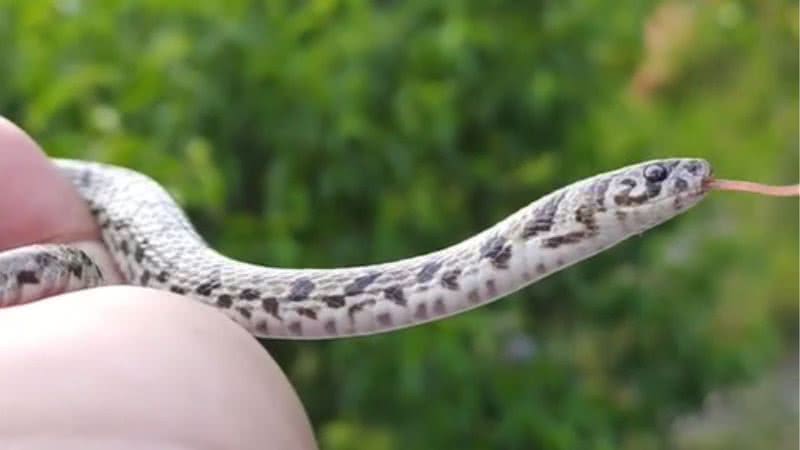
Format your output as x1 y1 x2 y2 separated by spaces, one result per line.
0 0 797 448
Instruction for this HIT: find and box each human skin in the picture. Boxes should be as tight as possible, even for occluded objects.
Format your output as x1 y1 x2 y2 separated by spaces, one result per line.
0 117 318 450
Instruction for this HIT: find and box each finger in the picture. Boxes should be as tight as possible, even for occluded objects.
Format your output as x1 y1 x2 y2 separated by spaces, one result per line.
0 118 122 283
0 118 98 249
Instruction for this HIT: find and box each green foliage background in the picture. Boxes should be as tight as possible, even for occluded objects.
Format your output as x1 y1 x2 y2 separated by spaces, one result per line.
1 1 797 448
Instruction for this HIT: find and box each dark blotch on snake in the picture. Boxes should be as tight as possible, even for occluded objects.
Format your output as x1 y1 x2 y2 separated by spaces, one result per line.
236 307 251 319
68 262 83 278
383 285 406 306
414 303 428 320
288 322 302 335
592 178 611 211
298 307 317 320
16 270 39 285
288 277 315 302
377 313 392 326
416 261 442 283
170 286 187 295
262 297 280 319
440 268 462 290
674 178 688 191
156 271 169 283
112 220 129 231
523 191 565 239
195 280 222 296
34 253 55 267
134 245 145 263
324 320 337 334
322 295 346 308
348 298 376 318
486 279 498 296
646 182 662 198
467 289 480 304
542 231 589 249
575 204 598 232
119 240 130 255
343 272 381 296
536 263 547 274
433 297 446 315
140 270 151 286
239 288 260 300
255 321 269 334
217 294 233 308
480 236 512 269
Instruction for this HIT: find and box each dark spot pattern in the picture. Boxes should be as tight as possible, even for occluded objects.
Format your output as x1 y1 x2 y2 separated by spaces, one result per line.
348 298 376 318
324 320 337 334
542 231 589 249
262 297 280 319
156 271 170 283
35 253 55 267
536 263 547 274
288 278 315 302
523 191 565 239
217 294 233 308
140 270 151 285
255 321 269 334
646 182 662 198
17 271 39 285
170 285 187 294
480 236 512 269
467 289 480 303
297 307 317 320
236 307 251 319
433 297 446 315
239 288 260 300
343 272 381 296
416 261 442 283
575 204 598 233
134 245 145 263
486 279 497 296
614 176 663 207
68 262 83 278
288 322 302 335
383 286 406 306
591 178 611 211
195 280 222 296
377 313 392 326
322 295 346 308
414 303 428 319
440 268 462 290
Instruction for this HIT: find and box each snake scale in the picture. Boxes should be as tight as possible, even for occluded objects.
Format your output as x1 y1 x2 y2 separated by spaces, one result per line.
0 157 712 339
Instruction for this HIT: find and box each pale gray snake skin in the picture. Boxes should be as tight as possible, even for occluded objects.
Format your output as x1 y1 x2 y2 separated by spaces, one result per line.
0 158 712 339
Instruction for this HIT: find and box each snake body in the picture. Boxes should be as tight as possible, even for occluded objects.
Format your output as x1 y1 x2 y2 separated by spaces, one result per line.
0 158 712 339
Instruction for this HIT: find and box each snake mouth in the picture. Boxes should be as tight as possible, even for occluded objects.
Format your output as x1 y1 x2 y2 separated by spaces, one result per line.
701 175 715 194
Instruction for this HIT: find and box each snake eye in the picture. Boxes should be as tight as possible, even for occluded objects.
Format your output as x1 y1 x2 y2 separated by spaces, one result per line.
643 164 668 183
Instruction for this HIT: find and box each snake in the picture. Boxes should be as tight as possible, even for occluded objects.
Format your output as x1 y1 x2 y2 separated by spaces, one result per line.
0 157 712 339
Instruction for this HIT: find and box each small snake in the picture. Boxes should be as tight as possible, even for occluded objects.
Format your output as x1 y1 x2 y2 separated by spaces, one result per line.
0 158 713 339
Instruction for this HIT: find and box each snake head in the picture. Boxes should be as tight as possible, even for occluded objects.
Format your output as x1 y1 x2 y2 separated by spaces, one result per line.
601 158 712 227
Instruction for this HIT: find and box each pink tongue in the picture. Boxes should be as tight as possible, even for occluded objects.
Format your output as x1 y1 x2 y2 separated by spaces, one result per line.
709 179 800 197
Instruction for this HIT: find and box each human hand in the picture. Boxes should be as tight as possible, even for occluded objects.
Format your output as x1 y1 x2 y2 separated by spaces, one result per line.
0 117 318 450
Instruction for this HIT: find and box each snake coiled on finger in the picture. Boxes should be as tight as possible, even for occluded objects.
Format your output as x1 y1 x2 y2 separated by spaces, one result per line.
0 158 712 339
